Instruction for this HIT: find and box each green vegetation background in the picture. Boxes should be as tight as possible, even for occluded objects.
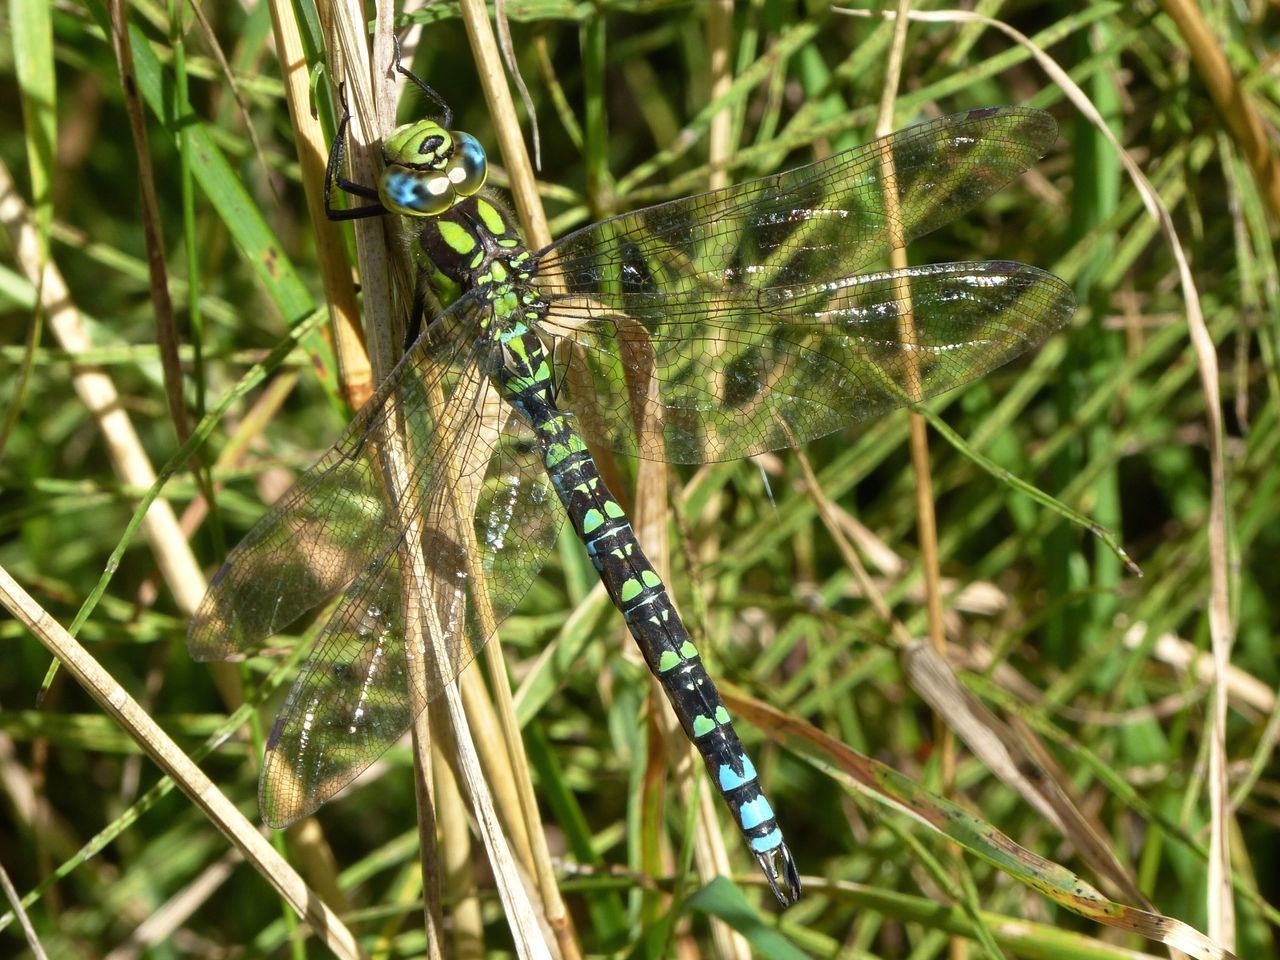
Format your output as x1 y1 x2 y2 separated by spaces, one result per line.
0 0 1277 957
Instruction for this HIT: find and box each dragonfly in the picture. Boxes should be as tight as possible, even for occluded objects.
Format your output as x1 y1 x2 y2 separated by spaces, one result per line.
188 76 1074 905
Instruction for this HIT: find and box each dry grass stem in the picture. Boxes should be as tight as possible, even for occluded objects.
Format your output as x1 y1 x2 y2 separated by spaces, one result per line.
0 568 367 960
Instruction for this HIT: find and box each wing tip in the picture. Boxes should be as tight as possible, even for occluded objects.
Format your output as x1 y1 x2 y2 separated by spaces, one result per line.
961 103 1058 140
259 743 308 830
186 594 250 663
973 259 1077 334
941 105 1059 168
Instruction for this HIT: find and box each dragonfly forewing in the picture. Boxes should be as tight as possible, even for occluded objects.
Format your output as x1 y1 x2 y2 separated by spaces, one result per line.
537 107 1058 296
540 260 1074 463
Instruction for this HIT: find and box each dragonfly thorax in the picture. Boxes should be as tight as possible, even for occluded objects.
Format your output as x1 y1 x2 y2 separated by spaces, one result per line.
379 120 487 216
415 195 535 297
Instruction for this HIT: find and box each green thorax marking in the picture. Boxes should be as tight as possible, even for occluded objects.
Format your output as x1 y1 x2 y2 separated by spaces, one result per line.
475 198 507 235
412 196 534 312
437 220 477 255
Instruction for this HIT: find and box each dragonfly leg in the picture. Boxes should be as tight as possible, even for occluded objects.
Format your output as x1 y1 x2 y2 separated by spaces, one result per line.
324 83 388 222
390 36 453 130
403 285 426 352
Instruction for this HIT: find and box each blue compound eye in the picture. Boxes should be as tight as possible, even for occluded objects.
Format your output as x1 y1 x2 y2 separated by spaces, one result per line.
444 132 487 197
381 167 455 216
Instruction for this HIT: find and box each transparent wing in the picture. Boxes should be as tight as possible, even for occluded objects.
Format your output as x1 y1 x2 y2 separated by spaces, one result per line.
257 406 563 826
188 291 495 661
531 106 1071 462
540 261 1073 463
536 107 1059 293
187 290 566 824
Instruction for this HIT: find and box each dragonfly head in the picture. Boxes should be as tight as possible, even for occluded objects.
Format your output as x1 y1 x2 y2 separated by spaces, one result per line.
379 121 488 217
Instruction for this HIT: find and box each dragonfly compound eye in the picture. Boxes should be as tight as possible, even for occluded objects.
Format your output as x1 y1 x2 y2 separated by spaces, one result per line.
380 167 455 217
380 121 469 216
444 132 487 197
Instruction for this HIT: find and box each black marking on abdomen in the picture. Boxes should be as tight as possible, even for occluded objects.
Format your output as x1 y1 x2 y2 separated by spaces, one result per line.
488 321 798 903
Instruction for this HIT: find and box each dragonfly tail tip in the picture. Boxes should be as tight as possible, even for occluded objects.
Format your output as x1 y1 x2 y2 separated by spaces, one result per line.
756 843 801 906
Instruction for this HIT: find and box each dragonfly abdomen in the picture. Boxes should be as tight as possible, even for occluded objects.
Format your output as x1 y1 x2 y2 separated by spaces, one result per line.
493 333 799 902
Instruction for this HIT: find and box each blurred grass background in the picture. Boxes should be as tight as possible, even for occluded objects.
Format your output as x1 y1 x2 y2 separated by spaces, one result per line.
1 0 1278 957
